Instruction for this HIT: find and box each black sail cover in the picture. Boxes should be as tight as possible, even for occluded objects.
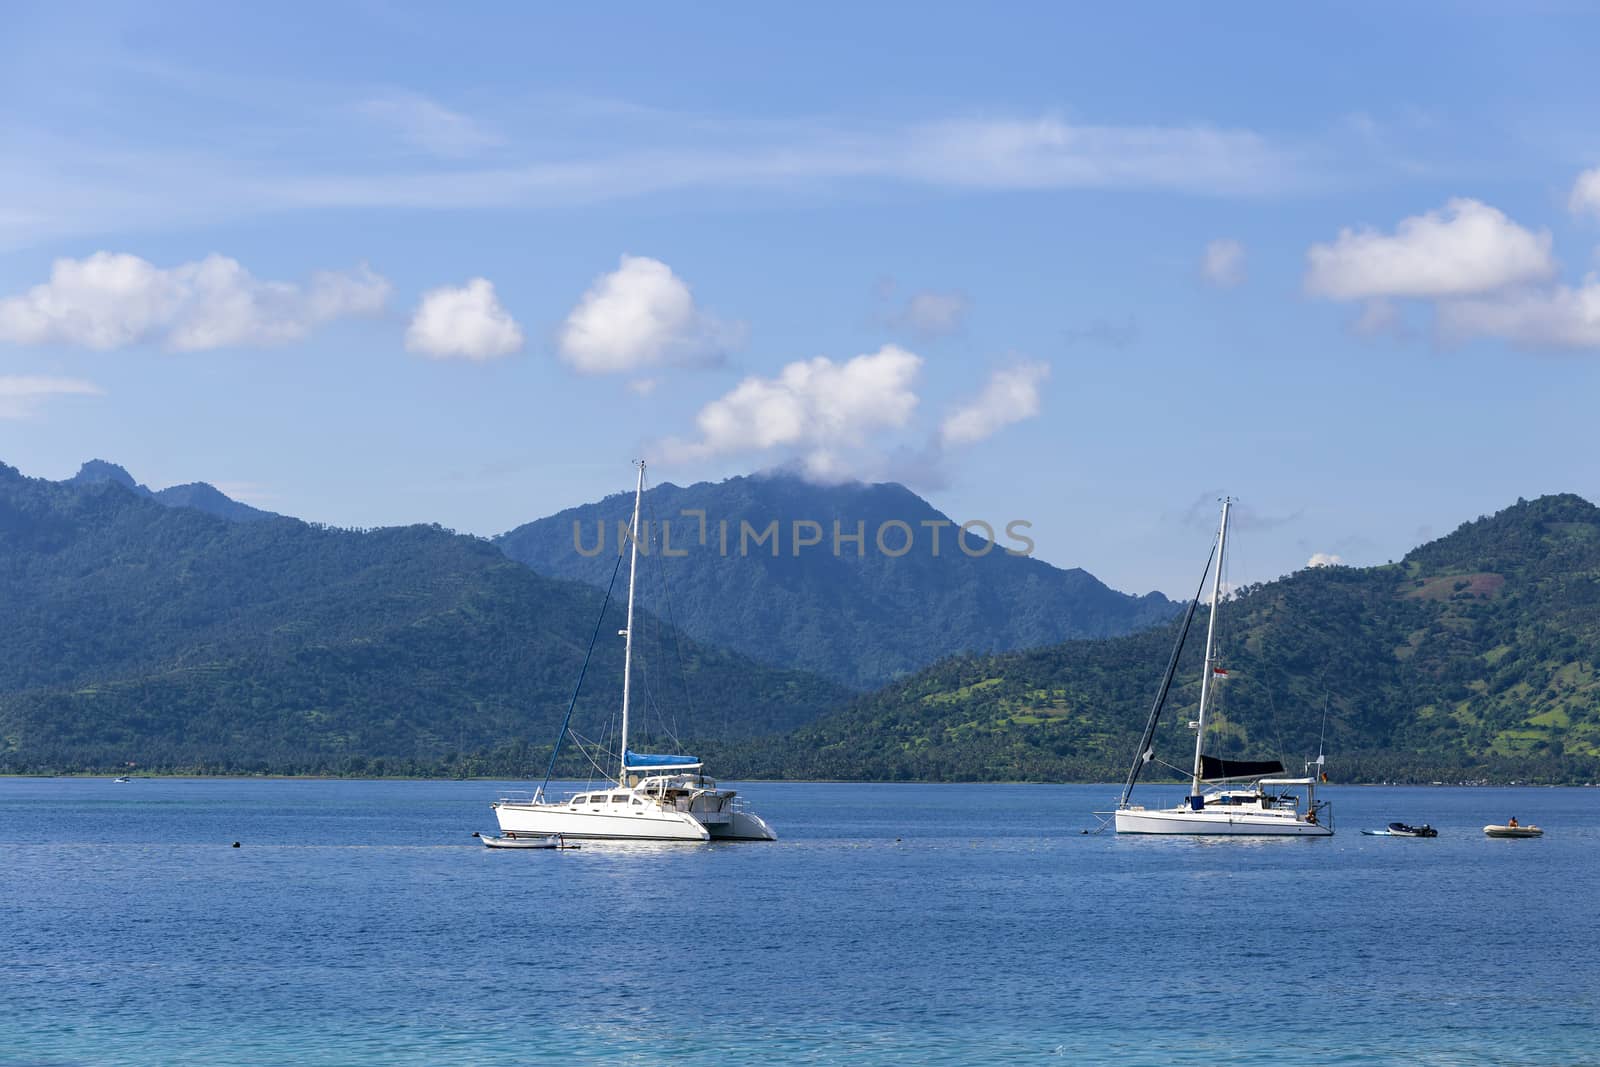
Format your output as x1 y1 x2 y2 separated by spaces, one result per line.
1200 755 1285 781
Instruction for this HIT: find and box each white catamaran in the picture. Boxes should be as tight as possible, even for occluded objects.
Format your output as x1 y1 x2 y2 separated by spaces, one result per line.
490 461 777 843
1109 498 1332 836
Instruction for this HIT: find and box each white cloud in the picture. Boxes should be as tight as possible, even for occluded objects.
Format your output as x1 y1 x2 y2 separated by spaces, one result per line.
1201 239 1246 288
0 104 1309 248
895 290 969 337
354 91 504 159
1305 198 1554 300
558 255 740 374
0 252 389 351
1306 552 1345 568
1350 298 1405 338
405 278 524 361
0 375 103 418
940 362 1050 448
1569 167 1600 220
664 344 922 476
887 116 1292 195
1438 276 1600 349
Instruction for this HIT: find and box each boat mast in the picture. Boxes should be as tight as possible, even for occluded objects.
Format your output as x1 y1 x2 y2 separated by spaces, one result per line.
1189 497 1230 795
618 460 645 786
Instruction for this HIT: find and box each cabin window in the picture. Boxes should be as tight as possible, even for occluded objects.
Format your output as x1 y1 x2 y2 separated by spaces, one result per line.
611 795 629 804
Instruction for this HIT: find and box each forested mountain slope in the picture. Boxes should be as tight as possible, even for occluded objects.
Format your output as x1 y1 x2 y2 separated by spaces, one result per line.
719 495 1600 784
0 463 846 775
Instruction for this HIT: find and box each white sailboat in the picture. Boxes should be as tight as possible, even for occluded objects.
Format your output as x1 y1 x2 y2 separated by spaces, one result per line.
1108 498 1332 836
490 461 777 843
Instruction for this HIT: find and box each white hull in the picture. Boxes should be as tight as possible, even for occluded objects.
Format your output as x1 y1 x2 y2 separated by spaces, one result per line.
493 798 778 842
1115 806 1332 836
494 801 709 842
707 810 778 841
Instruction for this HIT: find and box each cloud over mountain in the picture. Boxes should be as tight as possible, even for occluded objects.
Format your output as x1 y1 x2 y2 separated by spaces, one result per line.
664 344 923 478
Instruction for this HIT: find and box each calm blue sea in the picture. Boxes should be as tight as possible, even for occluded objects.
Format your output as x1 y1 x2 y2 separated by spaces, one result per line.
2 779 1596 1066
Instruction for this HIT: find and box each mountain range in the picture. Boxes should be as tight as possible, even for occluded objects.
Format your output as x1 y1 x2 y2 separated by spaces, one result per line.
4 458 1599 783
496 473 1177 689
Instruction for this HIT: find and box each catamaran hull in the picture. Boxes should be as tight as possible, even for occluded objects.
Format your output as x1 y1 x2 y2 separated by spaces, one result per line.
493 803 709 842
1115 808 1332 836
706 810 778 841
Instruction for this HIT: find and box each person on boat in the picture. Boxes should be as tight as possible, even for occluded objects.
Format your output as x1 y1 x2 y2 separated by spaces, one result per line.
1305 808 1317 825
1507 816 1518 828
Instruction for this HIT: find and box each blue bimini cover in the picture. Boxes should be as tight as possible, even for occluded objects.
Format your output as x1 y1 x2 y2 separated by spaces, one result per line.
624 750 700 768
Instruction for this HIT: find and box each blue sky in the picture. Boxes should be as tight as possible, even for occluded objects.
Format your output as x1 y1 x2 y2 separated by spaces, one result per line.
3 3 1599 596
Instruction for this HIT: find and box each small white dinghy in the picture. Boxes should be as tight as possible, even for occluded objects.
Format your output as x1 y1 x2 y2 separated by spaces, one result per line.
474 832 578 850
1483 824 1542 838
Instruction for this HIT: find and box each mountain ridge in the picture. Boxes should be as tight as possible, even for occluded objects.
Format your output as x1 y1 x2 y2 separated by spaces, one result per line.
65 459 278 523
497 471 1177 689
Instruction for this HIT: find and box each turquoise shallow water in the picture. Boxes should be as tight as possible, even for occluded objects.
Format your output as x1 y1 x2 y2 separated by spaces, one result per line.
1 778 1596 1065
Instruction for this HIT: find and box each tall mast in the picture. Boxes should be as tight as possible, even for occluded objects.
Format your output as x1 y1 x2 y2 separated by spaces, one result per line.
1189 497 1231 794
618 460 645 785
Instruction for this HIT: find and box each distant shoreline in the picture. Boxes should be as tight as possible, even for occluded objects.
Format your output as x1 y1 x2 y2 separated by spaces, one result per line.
5 772 1593 787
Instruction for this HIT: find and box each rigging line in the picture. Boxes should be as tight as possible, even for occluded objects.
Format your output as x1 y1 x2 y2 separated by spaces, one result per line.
597 712 616 788
643 476 692 746
1120 537 1218 808
537 552 626 800
1265 679 1286 770
564 730 615 783
1150 756 1193 779
1317 692 1330 763
658 532 697 746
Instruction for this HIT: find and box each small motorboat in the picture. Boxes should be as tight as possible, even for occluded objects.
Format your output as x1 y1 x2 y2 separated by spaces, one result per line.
1362 822 1438 837
473 831 578 850
113 776 131 783
1483 824 1542 838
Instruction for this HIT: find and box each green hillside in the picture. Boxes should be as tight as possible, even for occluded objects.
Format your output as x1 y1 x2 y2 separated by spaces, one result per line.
497 472 1177 690
720 494 1600 784
0 463 847 775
